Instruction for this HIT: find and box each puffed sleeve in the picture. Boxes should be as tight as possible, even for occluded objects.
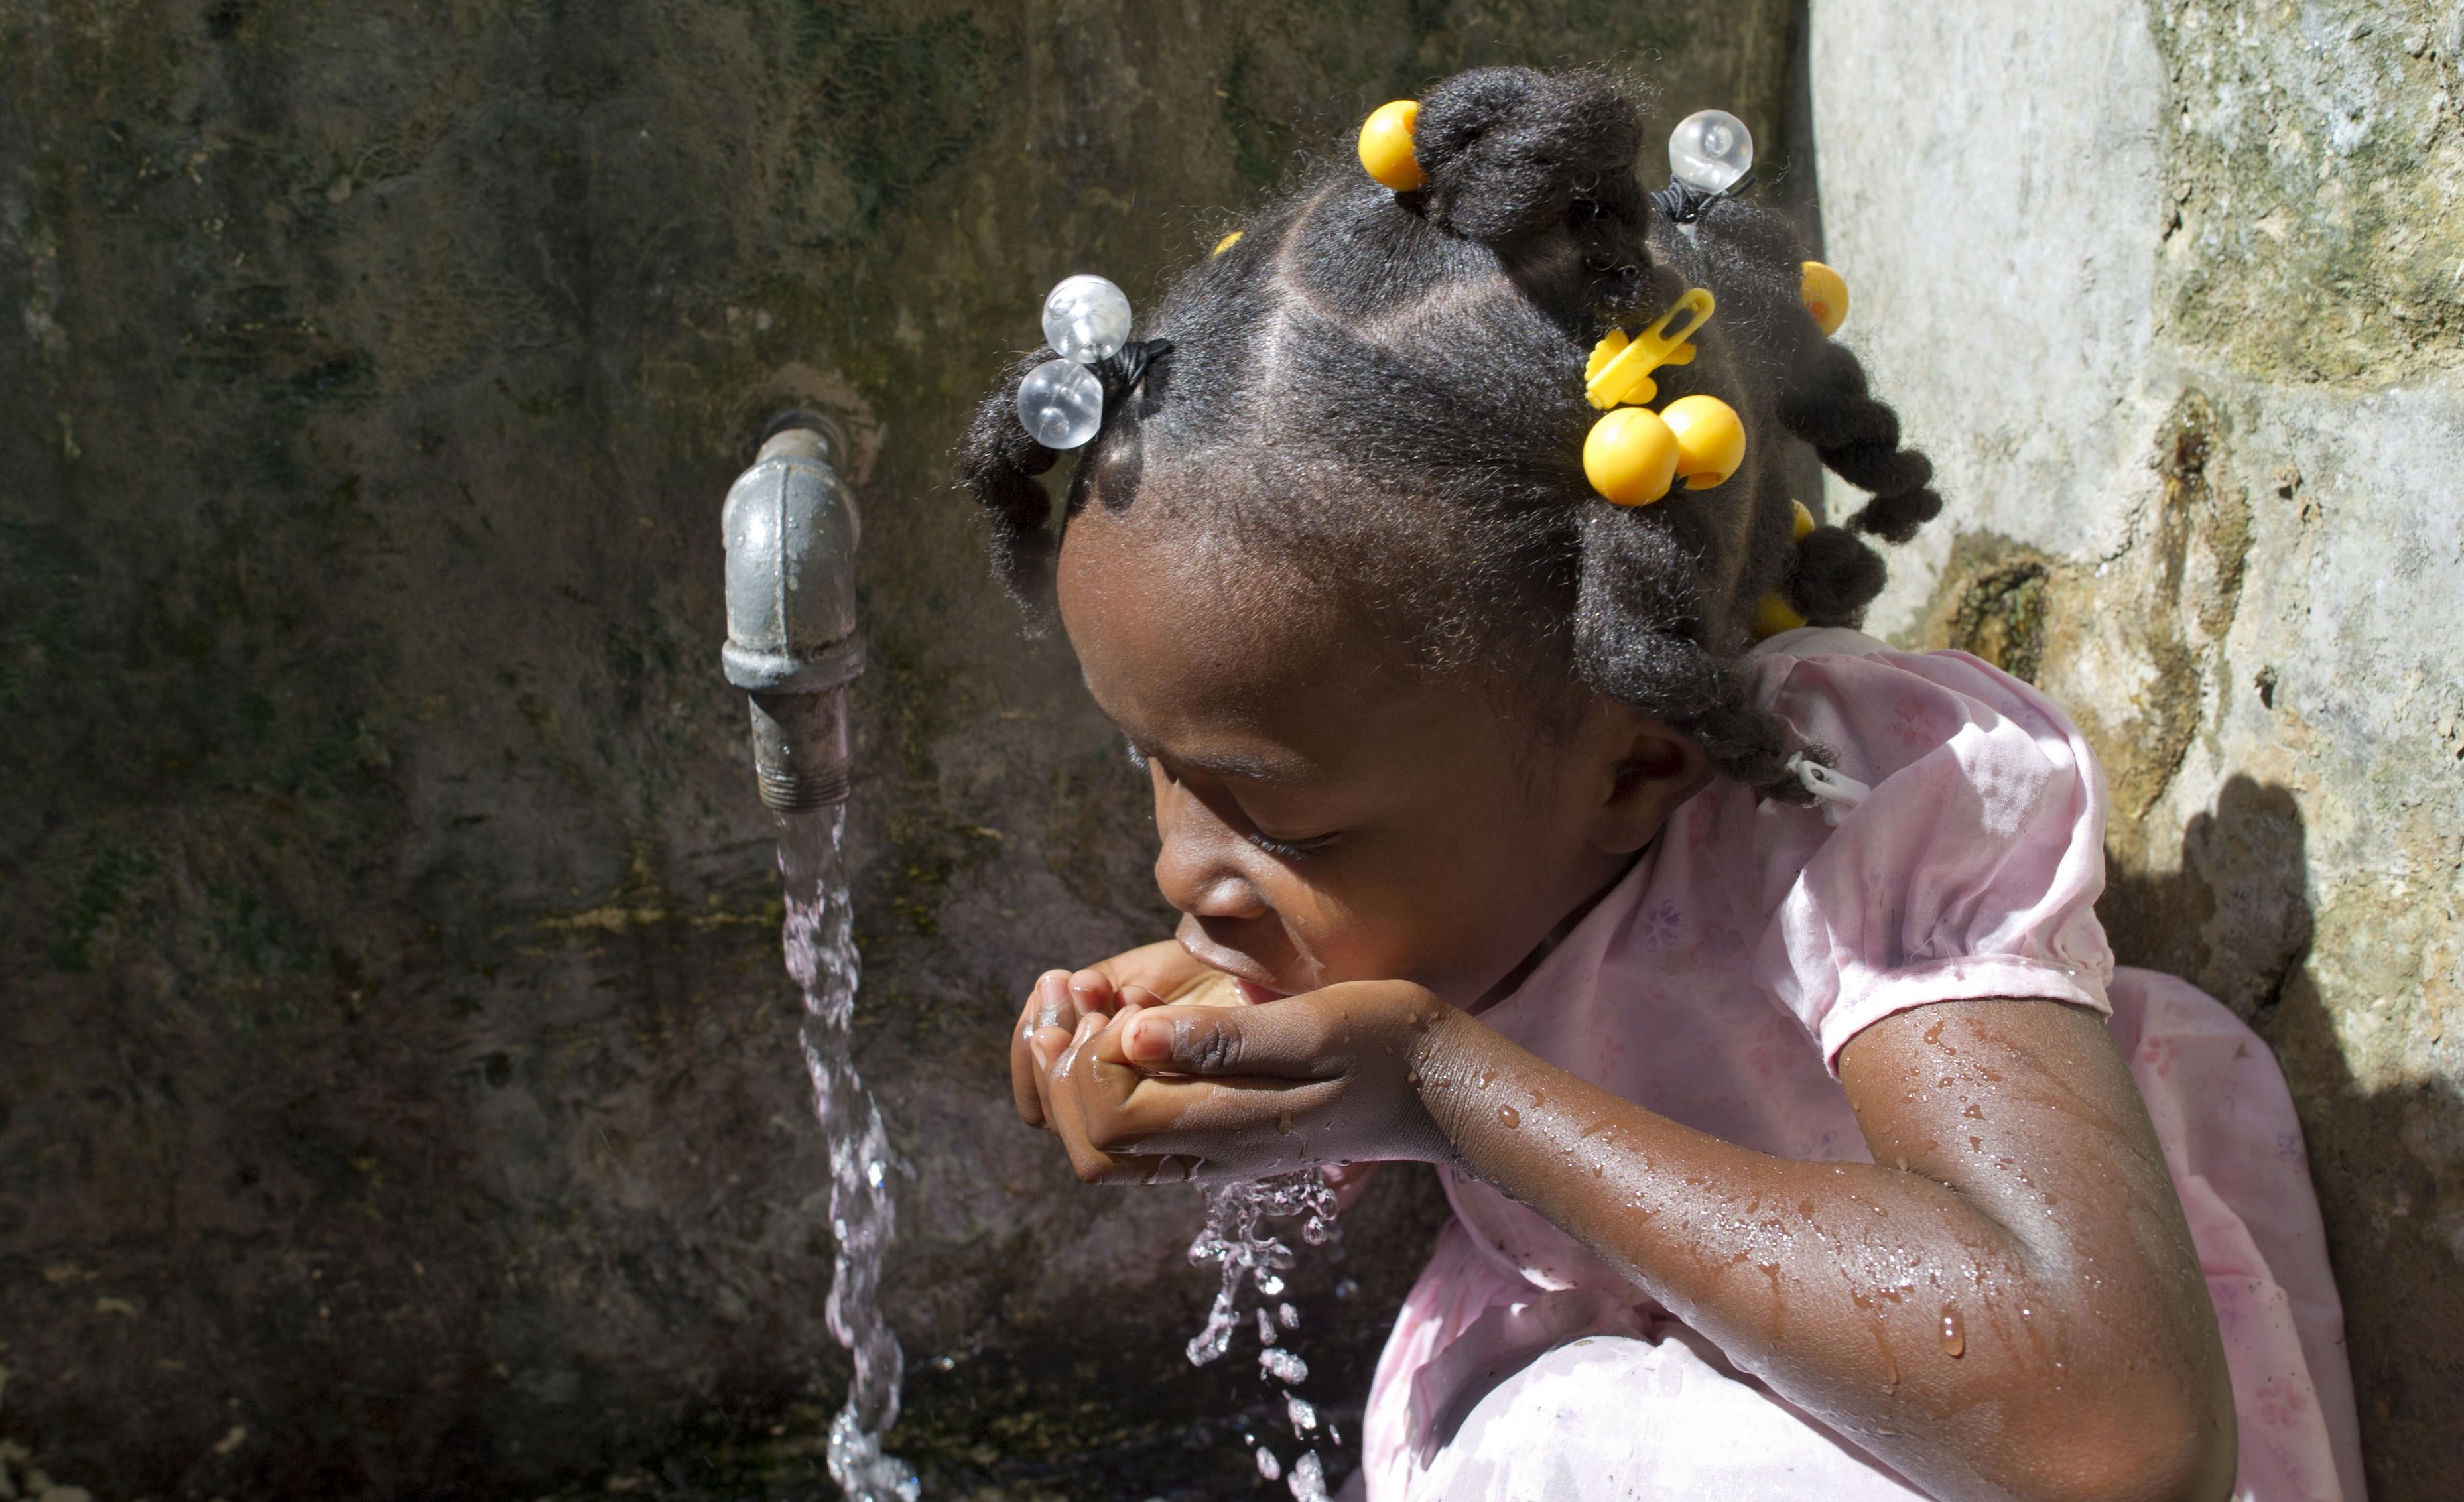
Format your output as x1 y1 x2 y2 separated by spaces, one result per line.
1740 631 2116 1072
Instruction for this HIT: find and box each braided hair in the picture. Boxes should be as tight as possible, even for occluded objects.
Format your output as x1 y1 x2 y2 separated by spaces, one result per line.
955 66 1940 803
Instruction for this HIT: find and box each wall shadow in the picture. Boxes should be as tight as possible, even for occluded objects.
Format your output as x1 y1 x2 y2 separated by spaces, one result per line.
2100 775 2463 1502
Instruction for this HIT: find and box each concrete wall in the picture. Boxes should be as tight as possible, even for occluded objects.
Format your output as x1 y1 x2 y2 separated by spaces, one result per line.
1810 3 2464 1496
0 3 1811 1498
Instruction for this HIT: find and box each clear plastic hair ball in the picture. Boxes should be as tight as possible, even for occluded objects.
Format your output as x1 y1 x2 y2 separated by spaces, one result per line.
1017 357 1105 449
1041 273 1134 366
1669 109 1754 195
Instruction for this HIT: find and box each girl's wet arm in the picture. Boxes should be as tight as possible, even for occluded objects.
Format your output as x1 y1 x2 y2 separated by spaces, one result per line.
1412 995 2236 1502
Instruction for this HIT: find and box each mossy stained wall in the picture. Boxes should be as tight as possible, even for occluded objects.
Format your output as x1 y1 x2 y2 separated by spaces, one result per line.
1812 3 2464 1496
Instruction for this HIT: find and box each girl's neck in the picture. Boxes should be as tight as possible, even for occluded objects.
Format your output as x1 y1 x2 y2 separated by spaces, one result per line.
1466 842 1651 1016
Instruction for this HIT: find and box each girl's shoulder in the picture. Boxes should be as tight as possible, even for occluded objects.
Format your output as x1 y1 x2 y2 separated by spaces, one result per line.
1700 628 2115 1070
1738 627 2099 800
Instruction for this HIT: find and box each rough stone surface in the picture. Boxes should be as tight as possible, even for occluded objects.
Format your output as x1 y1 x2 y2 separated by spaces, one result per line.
1813 3 2464 1495
0 3 1808 1497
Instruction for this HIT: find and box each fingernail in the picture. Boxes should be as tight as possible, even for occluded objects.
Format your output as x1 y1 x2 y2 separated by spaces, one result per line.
1126 1015 1175 1064
1036 972 1070 1027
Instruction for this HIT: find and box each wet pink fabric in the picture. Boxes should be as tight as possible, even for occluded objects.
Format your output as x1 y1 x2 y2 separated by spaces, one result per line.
1355 631 2362 1502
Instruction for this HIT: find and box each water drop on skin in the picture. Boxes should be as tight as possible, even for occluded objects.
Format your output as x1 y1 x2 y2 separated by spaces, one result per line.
1498 1105 1520 1128
1941 1306 1966 1357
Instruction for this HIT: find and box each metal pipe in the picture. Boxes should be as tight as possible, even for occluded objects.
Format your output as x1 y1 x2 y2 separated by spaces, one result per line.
722 414 863 810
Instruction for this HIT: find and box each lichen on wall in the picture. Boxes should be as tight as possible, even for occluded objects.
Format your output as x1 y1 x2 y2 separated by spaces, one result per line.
1813 3 2464 1495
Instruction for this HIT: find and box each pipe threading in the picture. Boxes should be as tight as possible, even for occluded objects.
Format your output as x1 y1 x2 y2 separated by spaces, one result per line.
747 687 854 812
759 761 854 811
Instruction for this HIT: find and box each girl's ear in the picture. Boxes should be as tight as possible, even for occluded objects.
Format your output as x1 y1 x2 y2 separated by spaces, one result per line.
1587 720 1710 855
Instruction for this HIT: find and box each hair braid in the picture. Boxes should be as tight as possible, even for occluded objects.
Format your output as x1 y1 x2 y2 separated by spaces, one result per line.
1570 508 1814 805
956 347 1065 613
1778 340 1943 544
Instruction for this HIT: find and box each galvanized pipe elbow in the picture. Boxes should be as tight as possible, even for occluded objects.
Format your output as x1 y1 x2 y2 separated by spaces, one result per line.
722 417 864 810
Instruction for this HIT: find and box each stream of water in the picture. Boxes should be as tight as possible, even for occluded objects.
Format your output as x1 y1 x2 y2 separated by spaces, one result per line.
778 809 919 1502
1185 1172 1342 1500
777 806 1348 1499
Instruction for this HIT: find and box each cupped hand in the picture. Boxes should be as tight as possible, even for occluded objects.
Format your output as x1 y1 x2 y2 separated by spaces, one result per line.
1025 979 1460 1184
1010 940 1244 1127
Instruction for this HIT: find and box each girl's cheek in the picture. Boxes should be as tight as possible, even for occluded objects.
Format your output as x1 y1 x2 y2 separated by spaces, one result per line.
1269 871 1432 987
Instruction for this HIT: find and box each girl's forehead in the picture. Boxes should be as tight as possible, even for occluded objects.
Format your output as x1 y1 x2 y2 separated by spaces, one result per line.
1057 505 1429 755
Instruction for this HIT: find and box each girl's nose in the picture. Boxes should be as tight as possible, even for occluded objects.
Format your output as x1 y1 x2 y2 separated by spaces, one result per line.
1153 797 1269 921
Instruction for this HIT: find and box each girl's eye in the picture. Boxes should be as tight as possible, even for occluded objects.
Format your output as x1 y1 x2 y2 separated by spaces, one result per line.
1243 828 1338 861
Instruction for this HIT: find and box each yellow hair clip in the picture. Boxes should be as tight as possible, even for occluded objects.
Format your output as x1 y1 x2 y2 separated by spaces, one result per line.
1213 230 1244 256
1358 100 1424 192
1585 289 1714 410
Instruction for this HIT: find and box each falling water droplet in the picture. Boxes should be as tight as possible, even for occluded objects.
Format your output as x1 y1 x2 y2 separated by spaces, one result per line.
1941 1305 1966 1358
1258 1305 1279 1346
1257 1445 1283 1481
1287 1391 1319 1434
1279 1302 1301 1329
1260 1348 1310 1384
1287 1448 1329 1500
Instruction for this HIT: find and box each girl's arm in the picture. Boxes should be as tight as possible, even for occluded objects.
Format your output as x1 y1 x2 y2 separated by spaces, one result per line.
1027 984 2236 1502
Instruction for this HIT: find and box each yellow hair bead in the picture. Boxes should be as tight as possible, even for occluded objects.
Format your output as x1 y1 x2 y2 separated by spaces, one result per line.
1358 100 1424 192
1213 230 1244 256
1661 394 1746 490
1791 499 1817 538
1752 590 1808 637
1800 261 1849 336
1583 406 1681 507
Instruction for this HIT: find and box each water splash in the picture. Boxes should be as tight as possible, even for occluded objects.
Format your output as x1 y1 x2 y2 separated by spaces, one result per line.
1184 1171 1342 1500
779 810 919 1502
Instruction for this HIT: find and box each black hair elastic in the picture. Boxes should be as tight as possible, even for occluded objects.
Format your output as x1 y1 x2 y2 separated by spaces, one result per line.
1096 338 1174 405
1651 170 1757 224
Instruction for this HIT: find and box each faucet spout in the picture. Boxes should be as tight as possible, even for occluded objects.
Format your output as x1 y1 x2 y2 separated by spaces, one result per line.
722 415 863 810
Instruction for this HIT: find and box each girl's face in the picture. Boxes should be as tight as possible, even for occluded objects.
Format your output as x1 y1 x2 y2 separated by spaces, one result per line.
1057 500 1707 1009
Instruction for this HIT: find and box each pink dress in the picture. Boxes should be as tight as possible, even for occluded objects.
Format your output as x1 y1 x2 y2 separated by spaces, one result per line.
1353 631 2363 1502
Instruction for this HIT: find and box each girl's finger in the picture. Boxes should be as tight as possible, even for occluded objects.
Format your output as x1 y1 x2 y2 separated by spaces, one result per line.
1038 969 1086 1031
1114 994 1354 1080
1011 970 1074 1126
1067 966 1119 1018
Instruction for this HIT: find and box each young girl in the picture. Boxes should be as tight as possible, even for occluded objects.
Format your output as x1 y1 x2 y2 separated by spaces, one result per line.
958 67 2361 1502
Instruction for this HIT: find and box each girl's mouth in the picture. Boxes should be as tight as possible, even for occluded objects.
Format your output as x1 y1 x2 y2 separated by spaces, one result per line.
1175 920 1297 1001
